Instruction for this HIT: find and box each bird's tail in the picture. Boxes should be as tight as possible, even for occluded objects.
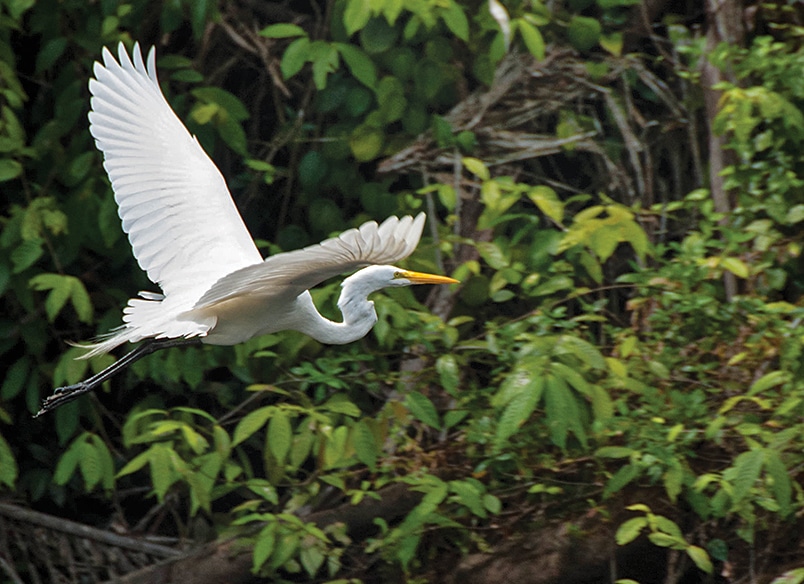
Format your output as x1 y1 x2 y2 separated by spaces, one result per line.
73 293 213 359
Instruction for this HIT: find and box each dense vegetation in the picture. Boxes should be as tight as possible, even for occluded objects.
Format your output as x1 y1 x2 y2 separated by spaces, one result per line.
1 0 803 582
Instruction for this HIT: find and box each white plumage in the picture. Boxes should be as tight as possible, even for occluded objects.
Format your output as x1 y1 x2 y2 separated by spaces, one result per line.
73 43 454 359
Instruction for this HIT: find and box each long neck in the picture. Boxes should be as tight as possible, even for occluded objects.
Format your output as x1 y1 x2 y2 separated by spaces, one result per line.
292 279 379 345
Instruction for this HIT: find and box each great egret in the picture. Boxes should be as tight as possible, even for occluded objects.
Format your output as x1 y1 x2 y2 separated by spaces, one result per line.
36 43 457 417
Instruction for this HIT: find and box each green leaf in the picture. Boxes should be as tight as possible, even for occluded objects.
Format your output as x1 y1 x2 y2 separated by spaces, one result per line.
69 277 93 323
441 1 469 41
349 123 384 161
615 517 647 545
748 370 789 396
149 444 176 501
528 185 563 223
686 546 713 574
1 357 30 400
663 460 684 503
353 420 379 469
343 0 371 36
320 394 361 417
595 446 635 458
604 463 639 497
494 376 544 449
268 410 292 464
281 37 311 80
648 532 687 550
260 23 307 38
463 157 489 180
252 524 277 572
335 43 377 89
11 239 43 273
406 391 440 429
449 480 486 518
53 441 82 485
556 335 606 370
0 433 17 487
436 354 460 395
567 16 601 52
517 20 545 60
731 448 764 505
764 449 792 517
544 374 587 448
720 257 749 279
78 440 102 491
233 406 275 446
193 87 249 121
0 158 22 182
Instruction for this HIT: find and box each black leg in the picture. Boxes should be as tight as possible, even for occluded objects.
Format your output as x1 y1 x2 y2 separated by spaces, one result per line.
35 337 202 418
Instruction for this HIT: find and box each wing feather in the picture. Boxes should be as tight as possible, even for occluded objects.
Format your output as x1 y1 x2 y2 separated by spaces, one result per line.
194 213 427 308
88 43 263 299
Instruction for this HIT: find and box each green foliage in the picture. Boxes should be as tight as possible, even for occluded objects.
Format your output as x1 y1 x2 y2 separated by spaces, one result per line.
2 0 804 581
616 504 713 574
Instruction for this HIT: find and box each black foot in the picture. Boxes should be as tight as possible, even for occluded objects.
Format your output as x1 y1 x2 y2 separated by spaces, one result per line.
34 383 91 418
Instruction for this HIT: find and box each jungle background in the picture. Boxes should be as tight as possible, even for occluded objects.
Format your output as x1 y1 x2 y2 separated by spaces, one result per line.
1 0 803 582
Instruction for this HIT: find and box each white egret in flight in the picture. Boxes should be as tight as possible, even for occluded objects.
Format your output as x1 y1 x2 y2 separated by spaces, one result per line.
36 43 457 417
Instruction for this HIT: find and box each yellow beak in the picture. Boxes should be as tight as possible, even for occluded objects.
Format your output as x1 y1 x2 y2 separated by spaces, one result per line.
399 270 459 285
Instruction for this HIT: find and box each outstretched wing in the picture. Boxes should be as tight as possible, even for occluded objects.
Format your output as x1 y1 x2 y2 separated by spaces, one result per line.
195 213 426 307
88 43 263 299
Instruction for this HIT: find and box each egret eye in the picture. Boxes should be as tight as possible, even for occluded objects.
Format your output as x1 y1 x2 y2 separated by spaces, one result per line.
393 271 404 279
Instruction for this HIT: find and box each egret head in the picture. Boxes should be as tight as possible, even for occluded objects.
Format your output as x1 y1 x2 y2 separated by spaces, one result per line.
338 266 457 311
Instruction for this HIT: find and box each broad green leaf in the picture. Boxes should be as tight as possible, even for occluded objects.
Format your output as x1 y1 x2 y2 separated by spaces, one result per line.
721 257 749 279
349 123 384 161
353 420 379 469
1 357 30 400
260 23 307 38
233 406 275 446
604 463 639 497
731 448 764 505
320 394 361 417
78 440 102 491
686 546 713 574
436 354 460 395
770 568 804 584
595 446 635 458
556 335 606 370
441 1 469 41
494 376 544 449
663 460 684 503
335 43 377 89
567 16 601 51
69 277 93 323
462 157 489 180
0 433 17 487
300 544 326 577
12 239 43 273
615 517 647 545
268 410 292 464
544 374 586 448
53 441 82 485
343 0 371 36
405 391 440 429
528 185 563 223
252 524 277 572
281 37 311 80
748 370 789 396
0 158 22 182
648 532 686 550
517 19 545 60
149 445 175 500
764 449 792 517
449 480 486 518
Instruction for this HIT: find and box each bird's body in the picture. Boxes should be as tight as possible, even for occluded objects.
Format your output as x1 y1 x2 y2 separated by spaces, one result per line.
35 43 456 417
